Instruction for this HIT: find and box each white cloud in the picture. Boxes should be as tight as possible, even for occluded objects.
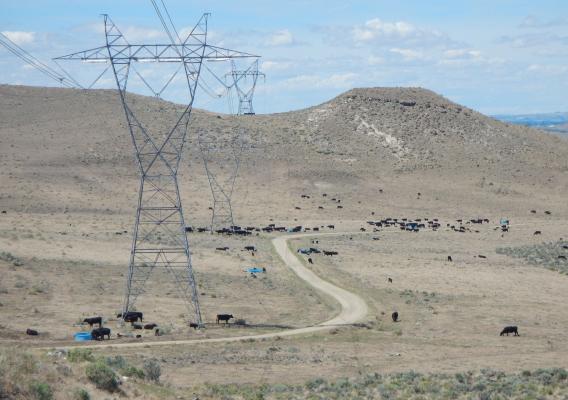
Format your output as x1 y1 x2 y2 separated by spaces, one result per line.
266 29 295 46
389 48 424 61
2 31 35 45
443 49 481 59
261 60 294 71
367 55 384 65
350 18 448 48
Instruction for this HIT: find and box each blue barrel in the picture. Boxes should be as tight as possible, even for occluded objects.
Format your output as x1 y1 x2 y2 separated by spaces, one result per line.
74 332 92 341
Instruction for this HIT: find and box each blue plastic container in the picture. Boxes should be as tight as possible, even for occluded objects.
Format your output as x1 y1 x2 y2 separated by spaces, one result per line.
74 332 92 341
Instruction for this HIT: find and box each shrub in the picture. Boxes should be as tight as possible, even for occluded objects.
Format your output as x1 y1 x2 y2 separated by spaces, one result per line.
143 359 161 383
86 361 119 392
105 355 127 369
73 388 90 400
29 381 53 400
68 348 94 363
121 366 145 379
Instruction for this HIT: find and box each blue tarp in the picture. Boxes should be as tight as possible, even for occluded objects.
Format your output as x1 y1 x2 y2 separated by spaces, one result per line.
247 267 264 273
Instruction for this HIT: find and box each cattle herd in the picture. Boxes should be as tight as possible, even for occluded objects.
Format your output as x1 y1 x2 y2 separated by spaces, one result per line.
22 193 552 341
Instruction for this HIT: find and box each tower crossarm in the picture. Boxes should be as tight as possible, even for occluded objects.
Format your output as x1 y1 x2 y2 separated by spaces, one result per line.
54 44 259 63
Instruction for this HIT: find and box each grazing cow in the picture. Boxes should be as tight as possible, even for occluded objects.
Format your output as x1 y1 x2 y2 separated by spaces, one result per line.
500 326 519 336
478 255 487 259
337 205 343 209
92 327 111 340
447 256 453 262
83 317 102 328
132 323 143 330
530 210 536 214
216 314 234 324
189 322 199 329
360 227 366 232
387 277 392 283
216 247 229 251
318 206 324 210
323 250 338 256
118 311 143 323
534 231 542 235
244 246 257 252
308 258 313 264
545 211 551 215
144 323 158 330
327 224 335 230
26 328 39 336
295 207 301 210
392 312 399 322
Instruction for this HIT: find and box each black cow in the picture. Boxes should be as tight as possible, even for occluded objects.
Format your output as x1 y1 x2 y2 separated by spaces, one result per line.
392 312 399 322
26 328 39 336
92 327 111 340
117 311 143 323
545 211 552 215
478 255 487 259
144 323 158 330
216 247 229 251
244 246 257 252
189 322 199 329
216 314 234 324
83 317 102 328
534 231 542 235
327 224 335 230
500 326 519 336
447 256 453 262
132 323 143 330
387 277 392 283
308 258 313 264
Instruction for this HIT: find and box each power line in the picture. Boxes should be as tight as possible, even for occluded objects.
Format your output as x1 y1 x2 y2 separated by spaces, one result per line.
0 33 76 88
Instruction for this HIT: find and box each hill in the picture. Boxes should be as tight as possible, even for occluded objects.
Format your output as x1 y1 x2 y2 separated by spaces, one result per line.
1 84 567 222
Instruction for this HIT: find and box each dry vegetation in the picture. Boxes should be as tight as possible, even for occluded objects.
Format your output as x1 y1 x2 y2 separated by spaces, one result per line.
1 84 568 397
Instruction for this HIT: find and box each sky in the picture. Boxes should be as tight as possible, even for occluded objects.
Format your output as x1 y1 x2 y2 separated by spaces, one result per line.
2 0 568 115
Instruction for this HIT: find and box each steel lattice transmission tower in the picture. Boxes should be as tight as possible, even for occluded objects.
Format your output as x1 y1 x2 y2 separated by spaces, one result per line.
198 129 245 231
226 59 265 115
55 13 258 326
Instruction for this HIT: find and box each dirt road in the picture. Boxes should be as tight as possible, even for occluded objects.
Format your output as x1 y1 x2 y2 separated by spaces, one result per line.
45 232 368 349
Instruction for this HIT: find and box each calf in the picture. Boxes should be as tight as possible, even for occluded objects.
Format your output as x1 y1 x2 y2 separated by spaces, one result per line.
83 316 102 328
144 323 158 330
92 327 111 340
391 312 399 322
216 314 234 324
26 328 39 336
500 326 519 336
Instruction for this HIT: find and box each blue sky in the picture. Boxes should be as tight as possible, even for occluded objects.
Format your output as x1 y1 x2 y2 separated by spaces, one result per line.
2 0 568 115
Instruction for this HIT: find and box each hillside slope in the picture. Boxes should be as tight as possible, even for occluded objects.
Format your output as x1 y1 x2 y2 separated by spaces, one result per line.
1 84 567 221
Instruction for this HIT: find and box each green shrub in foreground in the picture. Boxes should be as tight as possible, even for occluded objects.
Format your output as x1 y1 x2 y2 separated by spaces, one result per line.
143 358 161 382
73 388 90 400
68 348 94 363
29 381 53 400
85 361 119 392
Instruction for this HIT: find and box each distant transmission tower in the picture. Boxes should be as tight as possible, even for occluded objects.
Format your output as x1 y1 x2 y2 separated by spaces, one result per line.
198 129 245 232
55 13 258 326
226 59 265 115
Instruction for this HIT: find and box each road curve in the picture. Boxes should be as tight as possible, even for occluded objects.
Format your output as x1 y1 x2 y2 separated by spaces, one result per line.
47 232 368 349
